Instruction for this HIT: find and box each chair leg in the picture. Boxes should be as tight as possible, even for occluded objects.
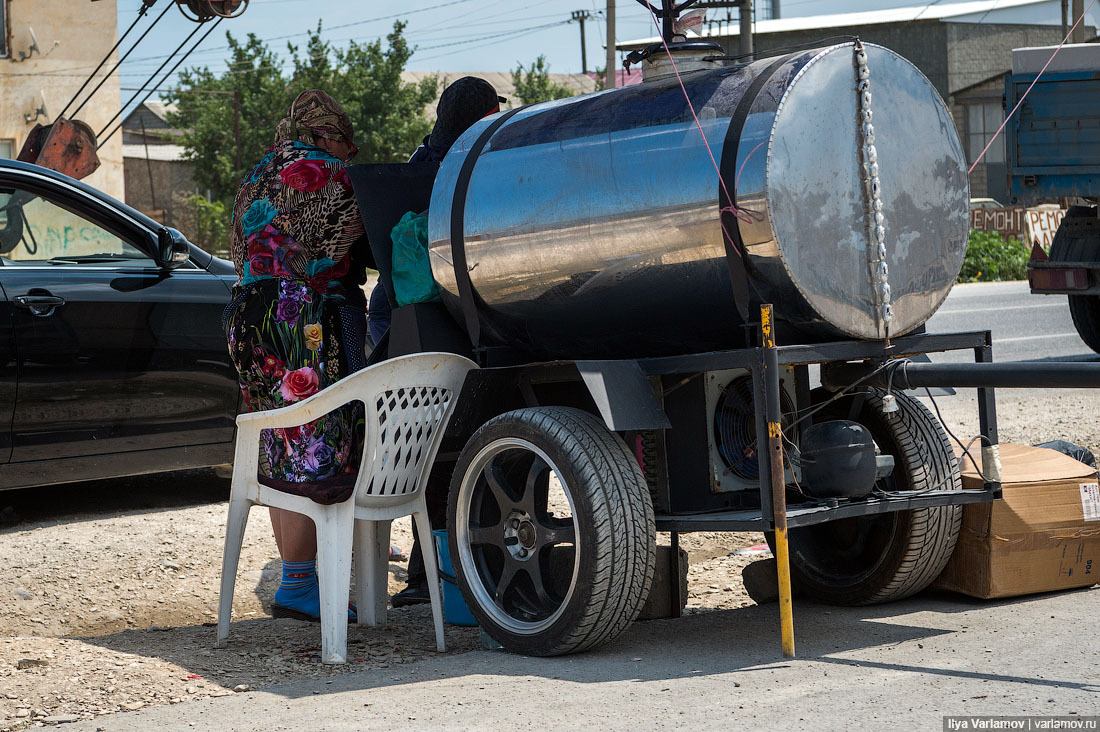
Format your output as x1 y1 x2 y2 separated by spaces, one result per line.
413 510 446 652
216 497 252 648
353 519 390 627
315 507 354 664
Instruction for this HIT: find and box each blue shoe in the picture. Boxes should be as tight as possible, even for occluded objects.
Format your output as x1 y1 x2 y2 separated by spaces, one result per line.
273 580 356 622
271 601 357 623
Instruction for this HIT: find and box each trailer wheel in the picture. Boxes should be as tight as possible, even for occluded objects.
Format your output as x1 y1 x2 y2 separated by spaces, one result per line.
448 407 656 656
773 388 962 605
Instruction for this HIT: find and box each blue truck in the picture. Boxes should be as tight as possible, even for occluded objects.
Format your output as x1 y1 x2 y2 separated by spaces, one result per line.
1005 44 1100 352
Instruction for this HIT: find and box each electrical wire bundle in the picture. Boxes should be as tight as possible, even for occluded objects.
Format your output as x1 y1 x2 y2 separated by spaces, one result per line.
53 1 228 147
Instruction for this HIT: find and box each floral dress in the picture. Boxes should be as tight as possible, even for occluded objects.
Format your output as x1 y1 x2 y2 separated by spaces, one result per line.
224 140 367 490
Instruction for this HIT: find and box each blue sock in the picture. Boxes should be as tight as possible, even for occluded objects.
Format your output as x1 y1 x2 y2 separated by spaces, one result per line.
274 559 319 614
273 559 355 620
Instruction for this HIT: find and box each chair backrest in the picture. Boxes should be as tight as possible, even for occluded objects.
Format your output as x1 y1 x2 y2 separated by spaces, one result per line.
354 352 476 507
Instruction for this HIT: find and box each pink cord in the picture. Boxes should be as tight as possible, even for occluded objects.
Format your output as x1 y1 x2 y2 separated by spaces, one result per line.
968 0 1096 175
642 5 757 252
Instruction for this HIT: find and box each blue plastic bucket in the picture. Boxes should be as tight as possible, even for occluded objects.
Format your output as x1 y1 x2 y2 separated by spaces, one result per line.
432 529 478 627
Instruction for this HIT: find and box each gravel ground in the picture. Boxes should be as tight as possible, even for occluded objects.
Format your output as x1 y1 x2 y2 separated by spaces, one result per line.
1 389 1097 729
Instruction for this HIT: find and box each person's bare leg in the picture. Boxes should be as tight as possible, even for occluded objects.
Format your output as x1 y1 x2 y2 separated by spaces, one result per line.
269 507 317 561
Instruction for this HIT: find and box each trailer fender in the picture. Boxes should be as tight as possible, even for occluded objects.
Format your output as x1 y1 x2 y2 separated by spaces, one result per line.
575 360 672 431
445 360 671 442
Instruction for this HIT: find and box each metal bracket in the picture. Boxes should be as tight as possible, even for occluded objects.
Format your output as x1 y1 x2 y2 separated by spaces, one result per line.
576 360 672 431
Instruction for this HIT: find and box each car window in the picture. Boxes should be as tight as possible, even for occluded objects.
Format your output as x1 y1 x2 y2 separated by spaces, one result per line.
0 186 152 266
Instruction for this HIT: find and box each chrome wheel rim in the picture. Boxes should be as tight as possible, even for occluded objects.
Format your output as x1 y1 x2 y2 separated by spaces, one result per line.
455 438 580 635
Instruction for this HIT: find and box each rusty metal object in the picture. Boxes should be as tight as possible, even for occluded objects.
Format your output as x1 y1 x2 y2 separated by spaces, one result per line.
16 118 101 181
176 0 248 21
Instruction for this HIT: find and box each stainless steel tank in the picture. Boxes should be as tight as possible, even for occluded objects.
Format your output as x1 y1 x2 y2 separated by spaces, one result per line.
427 42 970 359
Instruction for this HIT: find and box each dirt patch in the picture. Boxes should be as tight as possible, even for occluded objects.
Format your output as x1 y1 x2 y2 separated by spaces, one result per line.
1 389 1096 729
0 477 760 730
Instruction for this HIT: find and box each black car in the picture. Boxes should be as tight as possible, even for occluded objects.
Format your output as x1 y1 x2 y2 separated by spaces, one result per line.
0 159 239 490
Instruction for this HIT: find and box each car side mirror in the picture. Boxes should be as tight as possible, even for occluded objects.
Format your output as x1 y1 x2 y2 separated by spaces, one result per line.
157 227 191 269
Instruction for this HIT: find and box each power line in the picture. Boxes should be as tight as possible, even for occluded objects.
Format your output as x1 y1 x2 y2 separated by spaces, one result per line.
101 17 227 146
100 19 211 139
69 1 174 119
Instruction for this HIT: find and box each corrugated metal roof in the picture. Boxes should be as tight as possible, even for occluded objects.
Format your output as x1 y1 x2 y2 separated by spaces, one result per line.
122 144 187 162
141 101 178 121
620 0 1056 46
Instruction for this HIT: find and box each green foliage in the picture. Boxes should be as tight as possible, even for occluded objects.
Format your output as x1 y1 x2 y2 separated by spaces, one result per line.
166 21 437 206
958 230 1030 283
510 55 575 105
174 193 232 257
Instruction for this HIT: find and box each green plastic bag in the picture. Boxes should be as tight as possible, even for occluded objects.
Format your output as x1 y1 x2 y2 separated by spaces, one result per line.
390 210 440 306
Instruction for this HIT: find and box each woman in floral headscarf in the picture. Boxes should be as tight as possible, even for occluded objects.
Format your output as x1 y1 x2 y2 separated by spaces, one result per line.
224 89 366 622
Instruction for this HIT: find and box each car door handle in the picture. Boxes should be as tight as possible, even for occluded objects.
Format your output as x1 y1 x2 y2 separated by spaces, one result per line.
14 294 66 316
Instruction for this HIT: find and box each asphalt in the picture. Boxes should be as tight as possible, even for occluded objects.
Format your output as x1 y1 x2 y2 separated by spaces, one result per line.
924 281 1098 363
63 587 1099 731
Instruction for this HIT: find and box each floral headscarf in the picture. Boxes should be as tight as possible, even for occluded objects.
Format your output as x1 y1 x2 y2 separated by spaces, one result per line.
274 89 357 155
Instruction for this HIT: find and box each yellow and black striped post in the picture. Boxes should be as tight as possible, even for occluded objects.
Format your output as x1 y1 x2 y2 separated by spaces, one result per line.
760 304 795 658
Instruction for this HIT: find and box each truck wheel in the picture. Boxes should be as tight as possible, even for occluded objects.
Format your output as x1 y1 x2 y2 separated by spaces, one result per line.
773 388 962 605
1067 296 1100 355
1049 208 1100 354
448 407 656 656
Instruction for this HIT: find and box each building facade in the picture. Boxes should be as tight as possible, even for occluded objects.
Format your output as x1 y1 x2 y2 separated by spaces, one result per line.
0 0 123 198
121 101 197 226
620 0 1099 203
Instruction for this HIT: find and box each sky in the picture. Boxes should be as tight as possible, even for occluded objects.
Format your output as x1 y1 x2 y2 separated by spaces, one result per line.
111 0 933 96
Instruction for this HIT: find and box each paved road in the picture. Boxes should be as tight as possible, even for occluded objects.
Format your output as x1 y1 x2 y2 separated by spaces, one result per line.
64 589 1100 732
925 281 1097 363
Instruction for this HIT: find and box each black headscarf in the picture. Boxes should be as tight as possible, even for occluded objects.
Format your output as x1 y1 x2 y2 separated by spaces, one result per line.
423 76 504 157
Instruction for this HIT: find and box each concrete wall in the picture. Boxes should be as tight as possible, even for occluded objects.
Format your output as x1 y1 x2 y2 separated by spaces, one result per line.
123 157 198 227
0 0 122 198
734 21 952 99
945 23 1085 95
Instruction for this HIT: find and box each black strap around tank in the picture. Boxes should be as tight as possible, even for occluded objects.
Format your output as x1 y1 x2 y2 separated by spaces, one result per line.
449 105 525 349
718 52 798 323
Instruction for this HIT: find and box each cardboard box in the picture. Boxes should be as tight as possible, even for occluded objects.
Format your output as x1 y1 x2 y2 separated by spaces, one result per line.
935 443 1100 599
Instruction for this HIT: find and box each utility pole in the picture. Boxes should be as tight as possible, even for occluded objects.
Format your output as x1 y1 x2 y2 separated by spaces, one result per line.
1072 0 1085 43
232 90 241 173
1062 0 1070 39
739 0 754 60
571 10 592 74
695 2 755 57
605 0 616 88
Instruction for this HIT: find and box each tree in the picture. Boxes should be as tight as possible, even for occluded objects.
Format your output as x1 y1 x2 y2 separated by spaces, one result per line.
510 55 575 106
166 22 437 206
167 32 287 205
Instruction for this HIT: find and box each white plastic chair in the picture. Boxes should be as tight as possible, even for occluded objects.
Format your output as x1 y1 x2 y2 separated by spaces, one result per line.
216 352 477 664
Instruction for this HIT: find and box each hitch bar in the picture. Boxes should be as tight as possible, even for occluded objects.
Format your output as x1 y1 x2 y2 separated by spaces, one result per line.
822 361 1100 391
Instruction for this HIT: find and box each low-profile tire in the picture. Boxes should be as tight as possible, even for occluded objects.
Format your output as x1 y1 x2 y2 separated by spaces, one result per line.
772 387 962 606
448 407 656 656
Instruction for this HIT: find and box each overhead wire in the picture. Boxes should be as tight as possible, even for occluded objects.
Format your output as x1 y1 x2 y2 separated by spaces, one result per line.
98 19 211 140
68 0 174 120
100 16 226 146
55 0 157 121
